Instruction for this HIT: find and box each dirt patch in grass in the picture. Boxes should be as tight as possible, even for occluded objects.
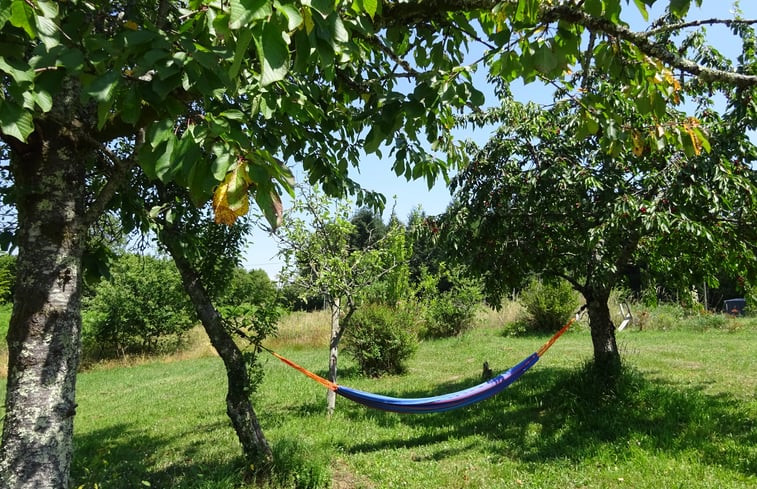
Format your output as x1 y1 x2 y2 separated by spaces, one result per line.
330 459 375 489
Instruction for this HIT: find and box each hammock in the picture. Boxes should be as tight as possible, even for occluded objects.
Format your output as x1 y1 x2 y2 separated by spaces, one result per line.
266 314 577 414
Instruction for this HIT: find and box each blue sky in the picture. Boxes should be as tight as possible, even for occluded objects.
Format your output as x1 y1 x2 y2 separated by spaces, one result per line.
243 1 757 279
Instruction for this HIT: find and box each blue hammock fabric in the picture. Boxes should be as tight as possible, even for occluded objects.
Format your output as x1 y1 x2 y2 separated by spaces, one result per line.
335 353 540 413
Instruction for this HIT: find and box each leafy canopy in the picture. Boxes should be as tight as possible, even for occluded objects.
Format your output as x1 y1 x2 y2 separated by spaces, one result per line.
2 0 756 229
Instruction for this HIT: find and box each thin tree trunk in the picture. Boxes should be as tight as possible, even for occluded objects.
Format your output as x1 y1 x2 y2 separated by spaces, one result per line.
326 297 341 416
0 122 87 488
585 289 621 373
161 233 273 474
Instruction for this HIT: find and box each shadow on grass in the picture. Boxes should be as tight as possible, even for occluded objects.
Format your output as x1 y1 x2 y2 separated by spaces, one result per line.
72 422 246 489
73 420 332 489
342 362 756 479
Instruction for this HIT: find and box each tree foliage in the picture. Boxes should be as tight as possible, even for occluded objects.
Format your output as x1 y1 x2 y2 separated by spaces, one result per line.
0 252 15 303
83 253 195 356
444 58 757 366
277 187 404 413
343 303 418 377
520 278 581 333
219 268 278 308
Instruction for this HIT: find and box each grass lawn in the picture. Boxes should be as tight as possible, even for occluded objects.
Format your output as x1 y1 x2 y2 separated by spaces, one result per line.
1 313 755 489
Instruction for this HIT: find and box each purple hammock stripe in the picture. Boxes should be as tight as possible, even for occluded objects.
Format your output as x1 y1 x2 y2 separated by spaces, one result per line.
335 353 540 414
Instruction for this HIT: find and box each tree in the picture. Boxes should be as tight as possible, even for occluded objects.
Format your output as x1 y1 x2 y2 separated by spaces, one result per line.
219 268 278 308
349 207 388 251
277 187 400 415
157 220 276 474
406 206 445 286
2 1 757 487
83 253 194 356
444 90 756 371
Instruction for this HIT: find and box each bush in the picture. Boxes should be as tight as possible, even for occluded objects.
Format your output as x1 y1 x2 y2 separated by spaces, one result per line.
218 268 278 308
423 272 484 338
520 277 579 332
0 253 16 304
82 254 195 357
343 304 418 377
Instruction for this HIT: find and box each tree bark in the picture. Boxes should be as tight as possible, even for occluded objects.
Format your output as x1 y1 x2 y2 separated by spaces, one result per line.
0 119 87 488
160 233 273 474
326 297 341 416
585 288 622 373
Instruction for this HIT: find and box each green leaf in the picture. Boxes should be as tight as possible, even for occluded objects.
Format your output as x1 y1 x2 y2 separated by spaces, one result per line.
532 44 557 75
275 2 303 31
255 186 283 229
254 22 290 86
35 16 59 47
153 136 177 182
353 0 378 19
96 99 112 129
124 29 157 46
84 71 119 102
229 0 271 29
36 1 58 18
633 0 649 21
9 0 36 38
120 88 141 124
310 0 334 16
0 100 34 141
363 125 385 153
211 143 234 180
329 14 348 44
669 0 691 18
229 28 253 80
0 56 33 83
148 119 175 147
32 89 53 112
584 0 603 17
513 0 539 24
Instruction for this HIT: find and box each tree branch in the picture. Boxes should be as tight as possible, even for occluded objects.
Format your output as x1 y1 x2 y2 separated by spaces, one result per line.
643 18 757 38
545 5 757 88
82 129 142 227
377 1 757 88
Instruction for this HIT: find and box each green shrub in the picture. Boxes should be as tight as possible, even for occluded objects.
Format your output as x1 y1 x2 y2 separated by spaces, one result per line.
218 268 278 307
82 254 195 357
422 268 484 338
343 303 418 377
520 277 580 332
0 253 16 303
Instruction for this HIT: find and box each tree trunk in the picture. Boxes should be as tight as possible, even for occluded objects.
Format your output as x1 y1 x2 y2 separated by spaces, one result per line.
585 289 622 373
326 297 341 416
0 122 87 488
161 235 273 474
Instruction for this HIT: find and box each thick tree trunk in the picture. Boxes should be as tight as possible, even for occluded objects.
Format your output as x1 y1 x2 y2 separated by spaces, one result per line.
585 289 622 373
326 298 341 416
0 124 87 488
162 236 273 473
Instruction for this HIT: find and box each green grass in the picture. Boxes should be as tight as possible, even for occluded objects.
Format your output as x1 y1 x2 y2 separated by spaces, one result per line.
0 302 10 343
1 313 755 489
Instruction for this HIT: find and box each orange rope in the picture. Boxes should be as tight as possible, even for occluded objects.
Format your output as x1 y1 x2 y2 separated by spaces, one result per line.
270 351 338 391
536 316 576 357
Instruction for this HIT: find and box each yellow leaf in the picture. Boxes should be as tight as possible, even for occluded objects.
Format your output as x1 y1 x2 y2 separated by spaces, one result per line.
682 122 702 156
212 164 251 225
124 20 139 30
631 131 644 157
